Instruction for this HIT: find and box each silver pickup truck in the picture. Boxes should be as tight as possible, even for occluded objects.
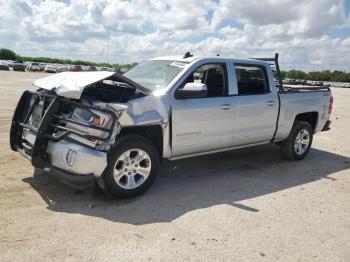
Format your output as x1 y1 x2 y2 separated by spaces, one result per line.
10 53 333 198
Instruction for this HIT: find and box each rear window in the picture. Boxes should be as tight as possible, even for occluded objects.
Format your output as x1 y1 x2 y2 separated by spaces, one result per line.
235 64 269 95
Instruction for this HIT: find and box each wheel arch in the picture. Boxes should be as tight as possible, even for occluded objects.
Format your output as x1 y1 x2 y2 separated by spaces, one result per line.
118 125 164 159
294 112 318 132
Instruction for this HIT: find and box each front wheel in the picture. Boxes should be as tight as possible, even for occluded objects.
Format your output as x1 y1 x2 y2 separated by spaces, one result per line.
280 120 313 160
102 135 160 198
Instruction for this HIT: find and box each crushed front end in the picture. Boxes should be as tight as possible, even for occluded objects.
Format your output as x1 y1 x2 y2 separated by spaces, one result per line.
10 90 117 188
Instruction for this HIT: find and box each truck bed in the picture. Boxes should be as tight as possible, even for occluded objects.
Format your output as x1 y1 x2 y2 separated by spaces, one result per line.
281 84 330 93
275 88 331 141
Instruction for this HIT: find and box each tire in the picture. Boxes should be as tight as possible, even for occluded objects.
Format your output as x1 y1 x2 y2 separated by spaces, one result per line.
280 120 313 161
102 135 160 198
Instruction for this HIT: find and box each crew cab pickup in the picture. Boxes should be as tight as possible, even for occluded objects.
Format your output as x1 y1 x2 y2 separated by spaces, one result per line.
10 53 333 198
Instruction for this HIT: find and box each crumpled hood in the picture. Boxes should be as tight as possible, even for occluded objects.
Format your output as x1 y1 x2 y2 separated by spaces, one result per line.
33 71 149 99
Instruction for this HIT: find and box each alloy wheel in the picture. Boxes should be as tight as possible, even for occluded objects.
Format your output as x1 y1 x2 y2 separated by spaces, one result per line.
113 149 152 189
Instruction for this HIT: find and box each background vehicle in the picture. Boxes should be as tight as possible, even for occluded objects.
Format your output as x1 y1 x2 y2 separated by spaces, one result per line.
44 64 57 73
193 72 203 80
98 67 109 71
70 65 82 72
28 62 41 71
119 67 128 73
56 64 68 73
82 66 97 71
10 54 333 198
10 61 26 71
39 63 47 71
44 64 69 73
0 61 10 70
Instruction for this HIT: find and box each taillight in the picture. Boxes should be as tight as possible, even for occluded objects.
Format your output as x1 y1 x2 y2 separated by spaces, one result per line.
329 96 333 114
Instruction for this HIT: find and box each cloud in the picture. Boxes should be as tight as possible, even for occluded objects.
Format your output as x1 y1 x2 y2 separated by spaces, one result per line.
212 0 345 37
0 0 349 70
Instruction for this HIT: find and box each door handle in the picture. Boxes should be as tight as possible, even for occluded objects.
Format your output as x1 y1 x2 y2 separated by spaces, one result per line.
265 101 275 106
220 104 233 110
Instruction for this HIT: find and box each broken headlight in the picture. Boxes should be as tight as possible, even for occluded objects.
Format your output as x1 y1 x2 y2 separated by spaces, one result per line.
71 107 112 129
64 107 114 142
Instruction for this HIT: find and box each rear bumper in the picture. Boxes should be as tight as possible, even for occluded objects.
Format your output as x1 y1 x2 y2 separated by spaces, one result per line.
322 120 331 131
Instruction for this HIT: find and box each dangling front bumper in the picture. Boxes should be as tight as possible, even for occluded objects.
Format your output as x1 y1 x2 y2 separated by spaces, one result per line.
10 90 115 188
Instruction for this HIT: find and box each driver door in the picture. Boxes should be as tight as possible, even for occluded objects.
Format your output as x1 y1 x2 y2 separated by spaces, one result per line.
170 63 235 157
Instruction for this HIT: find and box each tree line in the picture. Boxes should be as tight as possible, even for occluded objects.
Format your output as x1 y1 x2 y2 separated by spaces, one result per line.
0 48 137 70
280 70 350 83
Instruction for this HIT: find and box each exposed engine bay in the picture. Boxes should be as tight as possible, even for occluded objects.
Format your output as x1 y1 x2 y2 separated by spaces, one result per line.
81 79 145 103
17 71 153 153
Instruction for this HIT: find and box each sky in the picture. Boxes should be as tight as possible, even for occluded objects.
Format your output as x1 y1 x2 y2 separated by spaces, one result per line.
0 0 349 71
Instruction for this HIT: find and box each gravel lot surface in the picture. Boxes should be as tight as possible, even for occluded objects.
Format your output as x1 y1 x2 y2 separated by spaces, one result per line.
0 71 349 261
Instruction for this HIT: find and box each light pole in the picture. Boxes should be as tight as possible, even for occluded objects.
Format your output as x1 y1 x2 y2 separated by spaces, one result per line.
106 39 110 65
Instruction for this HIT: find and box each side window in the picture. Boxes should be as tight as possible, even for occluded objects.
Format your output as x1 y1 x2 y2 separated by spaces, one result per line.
235 64 269 95
181 63 228 97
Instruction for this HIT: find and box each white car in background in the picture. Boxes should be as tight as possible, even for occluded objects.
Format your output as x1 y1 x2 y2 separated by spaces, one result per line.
44 64 57 73
44 64 68 73
56 64 68 73
98 67 109 71
28 62 41 71
119 67 128 73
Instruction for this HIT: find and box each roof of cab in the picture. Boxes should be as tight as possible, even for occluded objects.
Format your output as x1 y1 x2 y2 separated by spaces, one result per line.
150 55 199 63
149 55 269 66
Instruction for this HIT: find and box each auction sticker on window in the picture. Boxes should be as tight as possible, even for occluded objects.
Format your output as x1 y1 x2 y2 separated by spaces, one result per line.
170 61 187 68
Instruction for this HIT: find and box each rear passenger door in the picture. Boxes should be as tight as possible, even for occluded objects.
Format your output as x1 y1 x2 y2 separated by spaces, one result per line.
232 64 279 146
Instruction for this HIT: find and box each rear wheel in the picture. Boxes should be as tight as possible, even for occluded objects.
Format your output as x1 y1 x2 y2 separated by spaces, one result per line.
280 121 313 160
102 135 160 198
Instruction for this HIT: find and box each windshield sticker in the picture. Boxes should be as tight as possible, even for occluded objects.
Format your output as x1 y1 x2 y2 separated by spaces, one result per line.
170 61 187 68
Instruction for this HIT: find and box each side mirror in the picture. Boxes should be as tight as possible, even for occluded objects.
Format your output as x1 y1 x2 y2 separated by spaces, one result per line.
175 83 208 99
